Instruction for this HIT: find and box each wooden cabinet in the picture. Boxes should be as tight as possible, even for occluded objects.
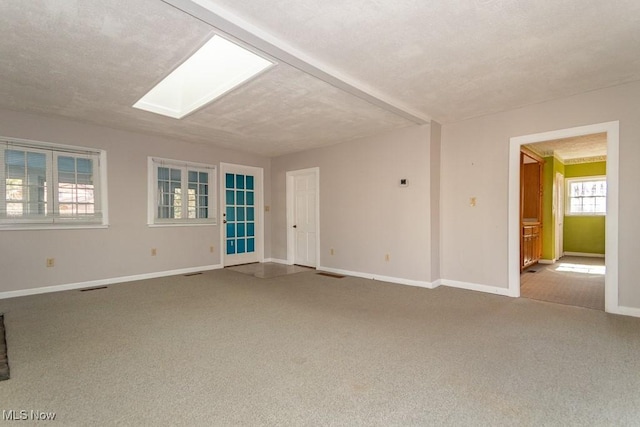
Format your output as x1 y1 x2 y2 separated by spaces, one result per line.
522 223 541 269
520 149 544 270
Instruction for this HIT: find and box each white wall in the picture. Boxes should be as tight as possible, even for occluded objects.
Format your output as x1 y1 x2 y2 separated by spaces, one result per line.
271 125 434 284
0 109 271 294
441 81 640 309
5 80 639 312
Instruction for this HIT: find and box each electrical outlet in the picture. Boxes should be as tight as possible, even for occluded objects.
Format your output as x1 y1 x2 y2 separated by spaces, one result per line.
385 254 390 262
210 246 215 253
46 258 55 268
151 248 157 256
330 248 334 256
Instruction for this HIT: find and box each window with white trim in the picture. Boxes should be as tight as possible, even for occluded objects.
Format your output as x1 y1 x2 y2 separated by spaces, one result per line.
566 176 607 215
148 157 217 225
0 137 107 228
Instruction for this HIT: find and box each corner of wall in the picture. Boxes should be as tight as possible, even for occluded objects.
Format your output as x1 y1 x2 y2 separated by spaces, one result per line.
430 121 442 282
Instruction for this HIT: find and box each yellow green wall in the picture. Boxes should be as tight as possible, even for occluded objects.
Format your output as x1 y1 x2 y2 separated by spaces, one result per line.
565 161 606 178
563 161 606 255
541 156 564 260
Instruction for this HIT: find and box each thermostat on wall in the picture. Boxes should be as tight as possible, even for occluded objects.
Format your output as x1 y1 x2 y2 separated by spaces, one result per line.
400 178 409 187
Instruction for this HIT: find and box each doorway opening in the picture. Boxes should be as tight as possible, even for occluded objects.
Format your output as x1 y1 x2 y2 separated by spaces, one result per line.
509 122 619 313
519 135 607 310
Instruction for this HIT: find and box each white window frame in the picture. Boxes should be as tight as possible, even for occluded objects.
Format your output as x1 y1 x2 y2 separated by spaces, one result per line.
147 157 217 226
0 137 108 230
565 175 607 216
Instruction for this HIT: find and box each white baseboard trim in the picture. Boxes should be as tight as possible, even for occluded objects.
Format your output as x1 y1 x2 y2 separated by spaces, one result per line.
608 305 640 318
538 259 555 264
563 252 605 258
441 279 513 297
0 264 223 300
262 258 291 265
317 266 436 289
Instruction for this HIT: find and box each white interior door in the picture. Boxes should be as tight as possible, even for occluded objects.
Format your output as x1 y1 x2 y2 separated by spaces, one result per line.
221 163 263 266
555 172 564 260
287 168 319 267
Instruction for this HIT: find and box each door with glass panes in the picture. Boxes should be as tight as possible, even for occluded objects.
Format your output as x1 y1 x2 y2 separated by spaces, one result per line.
222 164 262 266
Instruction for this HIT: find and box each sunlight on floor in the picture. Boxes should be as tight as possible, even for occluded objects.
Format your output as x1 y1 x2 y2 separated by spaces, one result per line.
555 263 605 275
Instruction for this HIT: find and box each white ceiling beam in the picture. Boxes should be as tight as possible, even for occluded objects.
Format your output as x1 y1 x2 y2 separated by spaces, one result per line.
162 0 431 125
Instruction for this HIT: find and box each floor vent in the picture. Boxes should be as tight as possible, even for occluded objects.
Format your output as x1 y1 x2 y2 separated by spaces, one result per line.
184 272 203 277
527 270 537 273
80 286 108 292
317 272 345 279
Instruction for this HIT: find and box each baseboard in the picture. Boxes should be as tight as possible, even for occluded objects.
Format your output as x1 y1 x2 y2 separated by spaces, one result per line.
262 258 290 265
538 259 555 264
608 305 640 318
317 266 436 289
440 279 513 297
563 252 605 258
0 264 223 300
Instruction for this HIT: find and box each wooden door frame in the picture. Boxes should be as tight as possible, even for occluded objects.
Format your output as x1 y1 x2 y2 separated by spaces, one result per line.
219 162 264 267
286 167 320 267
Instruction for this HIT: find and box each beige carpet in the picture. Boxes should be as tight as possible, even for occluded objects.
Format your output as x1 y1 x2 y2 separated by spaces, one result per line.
1 269 639 425
521 256 605 310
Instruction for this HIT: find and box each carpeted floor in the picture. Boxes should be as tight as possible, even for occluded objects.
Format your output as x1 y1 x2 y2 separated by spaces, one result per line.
0 268 639 425
521 256 605 310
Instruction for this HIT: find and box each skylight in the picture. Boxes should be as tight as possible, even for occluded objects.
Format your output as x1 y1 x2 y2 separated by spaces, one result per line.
133 35 274 119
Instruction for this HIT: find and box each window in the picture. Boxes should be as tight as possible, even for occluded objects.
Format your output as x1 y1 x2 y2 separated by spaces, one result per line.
566 176 607 215
0 137 107 229
148 157 216 226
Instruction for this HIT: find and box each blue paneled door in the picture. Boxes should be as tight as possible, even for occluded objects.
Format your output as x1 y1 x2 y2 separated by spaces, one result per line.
224 170 258 265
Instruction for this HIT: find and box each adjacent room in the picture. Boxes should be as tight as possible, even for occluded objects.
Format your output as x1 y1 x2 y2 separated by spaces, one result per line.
520 134 608 310
1 1 640 424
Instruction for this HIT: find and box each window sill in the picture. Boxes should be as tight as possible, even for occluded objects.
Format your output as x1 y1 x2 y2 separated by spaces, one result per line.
147 222 218 228
0 224 109 231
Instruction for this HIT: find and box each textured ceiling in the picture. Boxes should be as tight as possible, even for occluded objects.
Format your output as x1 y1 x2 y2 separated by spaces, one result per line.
0 0 413 157
1 1 639 156
209 0 640 123
525 133 607 162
